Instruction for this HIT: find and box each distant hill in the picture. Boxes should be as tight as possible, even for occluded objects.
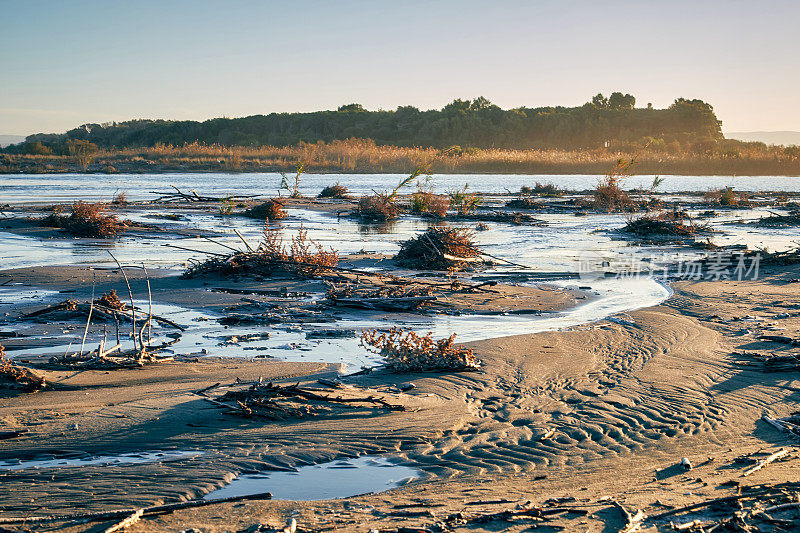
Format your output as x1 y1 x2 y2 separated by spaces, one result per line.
725 131 800 146
0 135 26 148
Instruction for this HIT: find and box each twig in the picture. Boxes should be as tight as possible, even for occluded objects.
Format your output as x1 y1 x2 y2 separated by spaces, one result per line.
107 252 138 352
79 271 96 356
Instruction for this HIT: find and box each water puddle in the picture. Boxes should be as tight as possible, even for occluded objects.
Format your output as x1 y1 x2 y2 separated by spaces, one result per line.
0 450 201 471
204 456 419 501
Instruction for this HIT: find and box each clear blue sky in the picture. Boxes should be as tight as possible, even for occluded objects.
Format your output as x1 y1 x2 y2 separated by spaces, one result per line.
1 0 798 135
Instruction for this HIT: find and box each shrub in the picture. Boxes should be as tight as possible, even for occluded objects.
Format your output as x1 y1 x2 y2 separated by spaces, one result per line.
623 210 710 238
360 328 480 372
41 201 121 238
243 199 287 220
704 186 748 207
318 182 349 198
448 184 482 215
529 182 565 197
394 225 482 270
410 191 450 217
184 225 338 278
505 197 542 209
280 162 305 198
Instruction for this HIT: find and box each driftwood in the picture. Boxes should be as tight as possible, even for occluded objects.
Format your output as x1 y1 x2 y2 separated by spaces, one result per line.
0 490 274 525
612 500 646 533
742 448 789 476
330 296 438 311
150 185 258 203
200 380 406 420
104 508 143 533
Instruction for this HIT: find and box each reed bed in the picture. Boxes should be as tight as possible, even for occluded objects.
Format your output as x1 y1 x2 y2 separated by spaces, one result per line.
5 138 800 175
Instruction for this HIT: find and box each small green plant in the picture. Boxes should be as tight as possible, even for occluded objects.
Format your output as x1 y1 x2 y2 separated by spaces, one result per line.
448 184 482 215
280 162 305 198
410 175 449 217
218 196 235 215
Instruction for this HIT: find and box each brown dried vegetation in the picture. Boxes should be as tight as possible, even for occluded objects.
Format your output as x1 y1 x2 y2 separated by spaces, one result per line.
40 201 122 238
361 327 480 372
395 226 483 270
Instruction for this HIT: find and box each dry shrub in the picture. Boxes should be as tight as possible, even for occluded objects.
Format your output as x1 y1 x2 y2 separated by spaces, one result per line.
0 345 47 392
395 225 482 270
184 225 338 278
410 191 450 217
361 327 480 372
505 197 542 209
318 182 349 198
704 187 749 207
41 201 121 238
357 194 404 221
95 289 126 310
594 175 634 212
243 199 287 220
111 191 127 205
623 210 710 238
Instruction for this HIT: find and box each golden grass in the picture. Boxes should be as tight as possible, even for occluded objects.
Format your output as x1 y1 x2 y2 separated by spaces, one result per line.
5 138 800 175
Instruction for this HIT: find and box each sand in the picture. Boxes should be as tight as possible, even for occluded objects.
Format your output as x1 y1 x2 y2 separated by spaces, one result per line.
1 204 799 531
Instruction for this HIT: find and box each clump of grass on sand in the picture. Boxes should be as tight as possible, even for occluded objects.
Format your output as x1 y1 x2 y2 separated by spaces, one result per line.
0 345 46 392
394 225 483 270
243 199 287 220
361 327 480 372
184 226 338 278
623 210 710 238
41 201 122 238
318 182 349 199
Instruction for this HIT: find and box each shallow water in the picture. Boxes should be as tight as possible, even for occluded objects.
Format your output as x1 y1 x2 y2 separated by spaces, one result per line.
0 451 200 471
203 456 419 501
3 173 800 205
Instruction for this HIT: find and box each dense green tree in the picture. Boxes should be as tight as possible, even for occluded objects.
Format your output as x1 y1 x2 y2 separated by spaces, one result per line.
11 93 723 153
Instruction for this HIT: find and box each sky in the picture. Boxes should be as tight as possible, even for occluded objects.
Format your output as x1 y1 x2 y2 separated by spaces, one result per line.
1 0 799 136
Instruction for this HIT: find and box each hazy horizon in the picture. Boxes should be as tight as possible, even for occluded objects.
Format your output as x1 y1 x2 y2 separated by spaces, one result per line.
3 0 799 136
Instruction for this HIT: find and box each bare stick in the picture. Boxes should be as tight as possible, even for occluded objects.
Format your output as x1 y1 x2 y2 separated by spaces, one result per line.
79 270 96 356
108 251 138 352
142 263 153 346
233 228 254 252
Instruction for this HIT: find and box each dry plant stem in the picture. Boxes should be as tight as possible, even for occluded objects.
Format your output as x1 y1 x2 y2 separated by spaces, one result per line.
107 251 137 352
79 271 95 356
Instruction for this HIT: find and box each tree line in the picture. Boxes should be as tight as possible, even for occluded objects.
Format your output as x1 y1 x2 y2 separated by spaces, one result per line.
9 92 723 153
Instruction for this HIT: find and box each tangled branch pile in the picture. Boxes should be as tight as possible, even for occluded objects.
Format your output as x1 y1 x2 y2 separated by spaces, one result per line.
242 199 287 220
394 226 483 270
208 381 405 419
361 327 480 372
704 186 750 207
505 197 542 209
0 345 47 392
327 283 437 311
755 210 800 227
623 211 711 238
184 226 338 278
40 201 123 237
357 164 428 221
